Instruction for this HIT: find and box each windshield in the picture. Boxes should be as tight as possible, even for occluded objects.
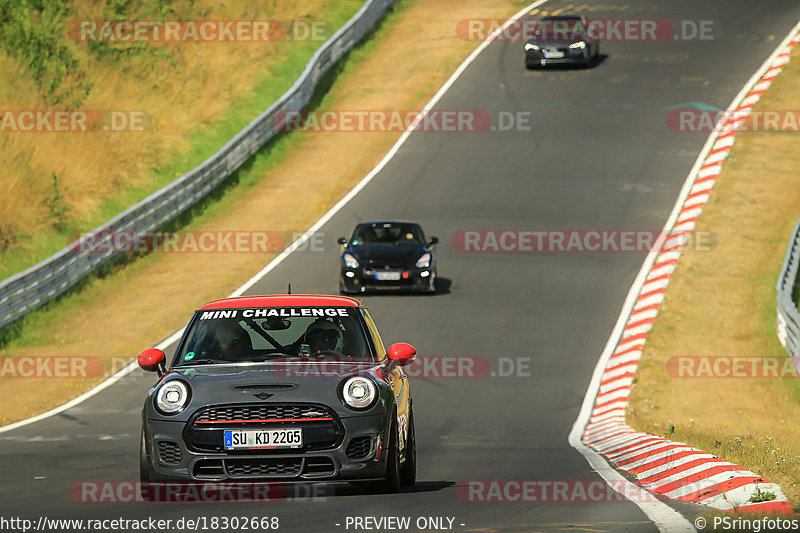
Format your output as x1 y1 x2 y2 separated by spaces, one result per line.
175 307 374 365
350 223 425 246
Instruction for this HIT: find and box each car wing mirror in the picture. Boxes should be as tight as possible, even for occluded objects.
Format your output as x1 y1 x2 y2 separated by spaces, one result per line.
387 342 417 368
428 236 439 246
337 237 347 245
138 348 166 376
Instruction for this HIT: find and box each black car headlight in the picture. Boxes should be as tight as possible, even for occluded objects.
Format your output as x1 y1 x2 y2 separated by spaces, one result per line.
155 380 190 414
568 41 586 50
343 253 359 269
525 43 540 51
341 376 377 409
415 252 432 269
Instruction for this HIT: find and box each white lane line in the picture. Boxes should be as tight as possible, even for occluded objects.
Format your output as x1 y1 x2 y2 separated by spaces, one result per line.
570 17 800 529
231 0 554 297
0 328 184 434
0 0 551 435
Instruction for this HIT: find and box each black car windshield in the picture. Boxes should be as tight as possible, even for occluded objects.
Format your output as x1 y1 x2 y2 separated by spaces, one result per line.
175 307 374 365
531 17 586 40
351 223 425 246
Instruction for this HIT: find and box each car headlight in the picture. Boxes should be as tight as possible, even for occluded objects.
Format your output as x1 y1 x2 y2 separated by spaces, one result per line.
415 252 432 269
525 43 540 51
568 41 586 49
155 380 190 414
343 253 359 269
341 376 376 409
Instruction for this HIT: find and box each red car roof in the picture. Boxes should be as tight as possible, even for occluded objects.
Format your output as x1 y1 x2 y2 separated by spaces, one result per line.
199 294 362 310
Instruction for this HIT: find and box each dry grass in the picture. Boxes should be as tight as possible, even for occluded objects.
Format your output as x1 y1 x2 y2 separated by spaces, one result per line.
0 0 530 424
628 44 800 509
0 0 338 272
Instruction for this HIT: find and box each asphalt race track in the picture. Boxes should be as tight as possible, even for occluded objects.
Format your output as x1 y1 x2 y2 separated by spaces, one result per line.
2 1 800 531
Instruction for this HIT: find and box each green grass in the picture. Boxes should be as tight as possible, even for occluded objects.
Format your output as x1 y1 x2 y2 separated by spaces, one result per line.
0 0 364 280
0 0 407 350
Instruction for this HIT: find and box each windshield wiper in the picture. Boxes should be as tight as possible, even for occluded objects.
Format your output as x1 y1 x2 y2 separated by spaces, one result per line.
177 358 227 366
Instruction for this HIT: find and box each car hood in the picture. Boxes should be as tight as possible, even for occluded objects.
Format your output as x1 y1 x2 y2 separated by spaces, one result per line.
348 245 428 268
144 362 390 421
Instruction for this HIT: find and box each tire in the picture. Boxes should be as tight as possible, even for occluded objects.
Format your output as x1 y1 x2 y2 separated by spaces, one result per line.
380 415 401 493
399 406 416 488
139 429 151 482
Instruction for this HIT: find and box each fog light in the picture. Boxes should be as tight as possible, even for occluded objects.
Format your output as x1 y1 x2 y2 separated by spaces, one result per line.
345 271 355 278
420 271 430 278
402 272 410 279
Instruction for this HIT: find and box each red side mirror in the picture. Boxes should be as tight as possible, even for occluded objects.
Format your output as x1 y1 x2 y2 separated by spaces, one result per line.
387 343 417 366
138 348 166 372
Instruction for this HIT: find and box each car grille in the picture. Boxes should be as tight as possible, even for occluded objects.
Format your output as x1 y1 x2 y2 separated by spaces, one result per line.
157 441 183 465
187 403 343 453
193 459 224 479
225 458 303 478
194 404 335 424
346 436 372 459
303 457 335 476
192 457 336 480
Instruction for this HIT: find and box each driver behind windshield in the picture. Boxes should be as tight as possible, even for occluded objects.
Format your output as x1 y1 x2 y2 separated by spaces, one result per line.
303 319 344 355
217 320 252 361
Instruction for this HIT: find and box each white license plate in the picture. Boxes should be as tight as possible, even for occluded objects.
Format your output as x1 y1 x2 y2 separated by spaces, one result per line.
544 50 564 59
375 272 401 281
224 429 302 450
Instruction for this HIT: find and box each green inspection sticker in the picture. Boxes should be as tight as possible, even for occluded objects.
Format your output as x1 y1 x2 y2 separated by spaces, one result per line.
184 351 195 361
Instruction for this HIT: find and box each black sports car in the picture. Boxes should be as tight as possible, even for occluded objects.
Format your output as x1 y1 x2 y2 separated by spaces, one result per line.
138 294 416 491
337 221 438 294
524 15 599 68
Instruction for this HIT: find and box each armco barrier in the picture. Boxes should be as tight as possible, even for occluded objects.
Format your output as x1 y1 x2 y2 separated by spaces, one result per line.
777 217 800 357
0 0 395 331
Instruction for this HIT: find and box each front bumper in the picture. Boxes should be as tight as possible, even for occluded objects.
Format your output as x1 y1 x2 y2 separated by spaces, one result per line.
144 413 389 482
525 47 589 67
339 267 435 293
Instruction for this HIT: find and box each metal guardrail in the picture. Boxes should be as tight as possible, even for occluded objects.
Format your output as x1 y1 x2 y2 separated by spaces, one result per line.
0 0 396 331
776 217 800 357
